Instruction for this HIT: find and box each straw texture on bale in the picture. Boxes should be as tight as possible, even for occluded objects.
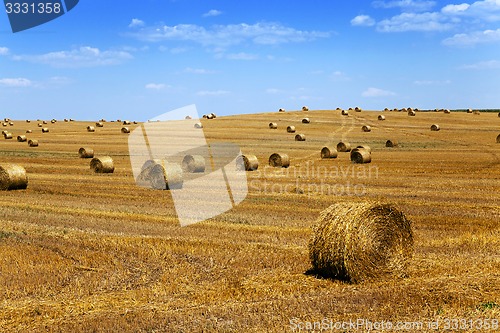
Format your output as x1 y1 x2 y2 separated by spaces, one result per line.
269 122 278 129
64 119 69 122
355 106 361 112
302 118 310 124
351 149 371 164
467 108 473 113
236 154 259 171
386 140 398 147
295 134 306 141
182 155 206 173
269 153 290 168
17 135 27 142
121 127 130 133
497 134 500 143
341 110 349 116
1 123 7 127
337 141 351 152
43 121 47 124
87 126 95 132
384 108 389 112
354 145 372 153
26 130 32 133
0 164 28 191
321 146 338 159
206 114 214 119
138 161 183 190
498 112 500 117
1 130 7 136
90 156 115 173
96 122 104 127
3 132 12 139
51 120 56 124
79 147 94 159
41 128 49 133
210 113 217 119
309 201 413 283
362 125 371 132
431 124 440 131
194 122 203 129
378 115 386 120
28 139 38 147
286 125 296 133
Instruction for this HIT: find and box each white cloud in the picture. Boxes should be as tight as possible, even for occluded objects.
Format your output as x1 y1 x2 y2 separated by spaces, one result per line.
442 28 500 46
226 52 259 60
0 47 9 55
460 59 500 69
129 18 145 28
197 90 229 96
362 87 396 97
145 83 168 90
203 9 222 17
0 78 32 87
13 46 133 68
441 3 470 14
351 15 376 26
372 0 437 12
184 67 215 74
128 22 330 46
377 12 453 32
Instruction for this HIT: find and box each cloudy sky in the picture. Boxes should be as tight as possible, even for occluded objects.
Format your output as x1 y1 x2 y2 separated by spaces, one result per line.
1 0 499 120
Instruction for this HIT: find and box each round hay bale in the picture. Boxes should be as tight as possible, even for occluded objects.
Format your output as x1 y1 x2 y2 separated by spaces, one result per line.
392 108 398 112
351 149 371 164
444 109 451 114
302 106 309 111
236 154 259 171
386 140 398 147
87 126 95 132
133 121 138 124
362 125 371 132
496 134 500 143
194 122 203 129
121 127 130 134
17 135 27 142
383 108 389 112
1 123 7 127
210 113 217 119
378 115 386 121
355 106 362 112
37 123 43 127
269 153 290 168
341 110 349 116
206 114 214 119
3 132 13 140
202 114 208 119
64 119 69 122
467 108 473 113
182 155 206 173
309 202 413 283
1 130 7 136
185 116 192 120
41 128 49 133
431 124 440 131
0 164 28 191
42 120 48 124
9 122 14 126
295 134 306 141
269 122 278 129
148 163 183 190
286 125 296 133
51 119 56 124
408 110 416 116
348 107 353 111
28 139 39 147
96 122 104 127
100 118 107 122
278 108 286 112
321 146 338 159
473 110 480 115
26 130 32 134
497 112 500 118
337 141 351 152
26 120 31 123
90 156 115 173
3 118 10 122
78 147 94 159
302 118 310 124
70 119 75 122
123 120 131 125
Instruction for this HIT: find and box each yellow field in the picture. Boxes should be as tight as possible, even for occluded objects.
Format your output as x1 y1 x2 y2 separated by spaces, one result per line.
1 110 499 332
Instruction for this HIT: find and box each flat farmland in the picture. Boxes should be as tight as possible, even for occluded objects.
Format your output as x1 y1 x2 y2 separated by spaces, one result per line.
1 110 499 332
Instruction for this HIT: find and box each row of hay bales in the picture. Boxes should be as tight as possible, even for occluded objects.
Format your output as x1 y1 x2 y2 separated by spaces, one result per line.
2 130 39 146
278 106 310 112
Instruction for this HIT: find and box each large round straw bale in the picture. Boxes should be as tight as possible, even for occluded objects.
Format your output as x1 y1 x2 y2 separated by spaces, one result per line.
182 155 206 173
123 120 131 125
41 128 49 133
355 106 362 112
210 113 217 119
121 127 130 133
497 112 500 117
287 125 296 133
309 202 413 283
392 108 398 112
362 125 371 132
236 154 259 171
467 108 473 113
444 109 451 114
87 126 95 132
278 108 286 112
17 135 27 142
408 110 416 116
26 120 31 123
79 147 94 158
64 119 69 122
3 118 10 122
351 149 371 164
431 124 440 131
341 110 349 116
100 118 107 122
194 122 203 129
90 156 115 173
0 164 28 191
269 153 290 168
337 141 351 152
28 139 38 147
302 106 309 111
148 163 183 190
386 140 398 147
378 115 386 121
26 130 32 134
269 122 278 129
496 134 500 143
96 122 104 127
321 146 338 159
1 130 7 136
302 118 310 124
3 132 13 140
295 134 306 141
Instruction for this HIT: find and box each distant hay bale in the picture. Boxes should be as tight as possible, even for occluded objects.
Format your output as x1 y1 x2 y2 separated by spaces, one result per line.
87 126 95 132
41 128 49 133
498 112 500 117
383 108 389 112
355 106 362 112
400 108 406 112
206 114 214 119
3 118 10 122
0 164 28 191
302 118 310 124
392 108 398 112
467 108 473 113
431 124 440 131
473 110 480 115
1 130 7 136
100 118 107 122
497 134 500 143
202 114 208 119
341 110 349 116
269 153 290 168
182 155 206 173
8 122 14 126
408 110 416 116
96 122 104 127
3 132 13 140
194 122 203 129
210 113 217 119
1 123 7 127
185 116 192 120
337 141 351 152
28 139 38 147
70 119 75 122
269 122 278 129
362 125 371 132
378 115 386 121
407 107 413 112
278 108 286 112
26 130 32 134
90 156 115 173
43 121 47 124
123 120 131 125
286 125 296 133
386 140 398 147
302 106 309 111
51 119 56 124
444 109 451 114
348 107 353 111
308 201 413 283
37 123 43 127
78 147 94 159
121 127 130 133
321 146 338 159
64 119 69 122
140 162 183 190
351 149 371 164
17 135 27 142
133 121 138 124
295 133 306 141
236 154 259 171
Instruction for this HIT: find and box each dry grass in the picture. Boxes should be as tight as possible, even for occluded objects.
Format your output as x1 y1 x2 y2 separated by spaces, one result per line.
0 111 499 332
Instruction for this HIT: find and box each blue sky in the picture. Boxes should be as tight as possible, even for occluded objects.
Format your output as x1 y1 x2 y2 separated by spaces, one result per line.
1 0 499 120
